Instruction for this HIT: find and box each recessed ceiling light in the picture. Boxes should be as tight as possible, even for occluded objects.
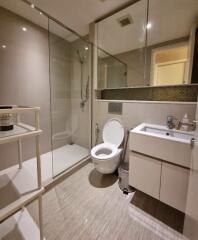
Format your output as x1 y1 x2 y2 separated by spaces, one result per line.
2 45 6 49
39 12 43 15
146 22 152 29
85 46 89 51
31 4 35 8
22 27 27 32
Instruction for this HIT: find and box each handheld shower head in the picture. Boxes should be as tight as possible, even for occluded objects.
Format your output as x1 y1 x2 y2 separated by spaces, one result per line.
77 50 86 64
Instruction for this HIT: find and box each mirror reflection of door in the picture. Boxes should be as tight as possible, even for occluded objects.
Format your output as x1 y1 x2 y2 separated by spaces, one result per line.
150 43 189 86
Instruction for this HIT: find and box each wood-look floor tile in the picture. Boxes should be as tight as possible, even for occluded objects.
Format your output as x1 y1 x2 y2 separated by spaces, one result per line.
27 163 186 240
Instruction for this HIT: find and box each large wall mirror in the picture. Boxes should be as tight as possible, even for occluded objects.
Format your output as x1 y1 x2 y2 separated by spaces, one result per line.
96 0 198 89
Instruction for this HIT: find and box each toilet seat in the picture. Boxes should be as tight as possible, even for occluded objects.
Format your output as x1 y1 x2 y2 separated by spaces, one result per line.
91 143 118 160
103 119 124 147
91 119 124 174
91 119 124 161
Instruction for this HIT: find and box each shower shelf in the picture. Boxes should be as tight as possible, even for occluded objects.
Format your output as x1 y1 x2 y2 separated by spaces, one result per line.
0 106 44 239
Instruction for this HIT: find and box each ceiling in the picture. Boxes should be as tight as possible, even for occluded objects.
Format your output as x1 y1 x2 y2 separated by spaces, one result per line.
33 0 131 36
0 0 78 42
98 0 198 56
0 0 131 42
98 0 147 55
0 0 198 55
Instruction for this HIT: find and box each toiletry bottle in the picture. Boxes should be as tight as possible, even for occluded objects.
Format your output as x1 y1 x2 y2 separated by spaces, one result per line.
181 113 190 131
0 106 13 131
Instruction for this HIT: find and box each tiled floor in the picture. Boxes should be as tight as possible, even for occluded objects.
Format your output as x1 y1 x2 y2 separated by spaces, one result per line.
0 144 89 240
28 162 187 240
0 144 89 212
53 144 89 176
0 144 89 187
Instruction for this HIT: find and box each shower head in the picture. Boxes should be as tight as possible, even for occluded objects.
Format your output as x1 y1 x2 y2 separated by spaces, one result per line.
77 49 86 64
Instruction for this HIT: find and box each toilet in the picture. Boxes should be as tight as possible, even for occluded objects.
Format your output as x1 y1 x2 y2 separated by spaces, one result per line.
91 119 124 174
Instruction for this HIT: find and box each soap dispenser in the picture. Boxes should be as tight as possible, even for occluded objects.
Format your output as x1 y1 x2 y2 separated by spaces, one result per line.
180 113 190 131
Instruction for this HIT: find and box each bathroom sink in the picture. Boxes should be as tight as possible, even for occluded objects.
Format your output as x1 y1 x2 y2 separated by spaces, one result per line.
129 123 194 168
141 125 193 141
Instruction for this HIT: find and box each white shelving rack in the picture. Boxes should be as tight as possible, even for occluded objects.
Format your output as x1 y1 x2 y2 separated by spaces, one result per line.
0 106 44 240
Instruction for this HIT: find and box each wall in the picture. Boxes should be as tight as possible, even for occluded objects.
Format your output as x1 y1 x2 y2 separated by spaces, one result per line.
93 100 196 162
98 54 127 89
70 38 91 149
98 38 189 88
49 33 72 149
115 48 145 87
0 7 91 171
0 7 51 170
0 7 78 170
50 35 91 150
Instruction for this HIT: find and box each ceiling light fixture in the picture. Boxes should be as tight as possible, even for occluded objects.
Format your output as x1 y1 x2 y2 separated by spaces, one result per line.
22 27 27 32
30 3 35 8
85 46 89 51
146 22 152 29
2 45 6 49
39 12 43 15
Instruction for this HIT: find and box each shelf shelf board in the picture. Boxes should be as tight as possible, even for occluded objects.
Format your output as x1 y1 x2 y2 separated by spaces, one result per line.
0 123 42 144
0 106 40 114
0 188 44 222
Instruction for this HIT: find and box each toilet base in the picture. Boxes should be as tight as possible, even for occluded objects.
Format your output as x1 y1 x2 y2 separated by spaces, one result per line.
92 153 121 174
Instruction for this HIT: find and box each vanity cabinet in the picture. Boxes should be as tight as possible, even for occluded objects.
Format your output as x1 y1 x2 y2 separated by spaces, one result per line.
129 151 189 212
129 152 161 199
160 163 189 212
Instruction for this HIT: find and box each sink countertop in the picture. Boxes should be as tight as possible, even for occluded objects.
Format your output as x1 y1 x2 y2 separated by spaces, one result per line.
131 123 194 144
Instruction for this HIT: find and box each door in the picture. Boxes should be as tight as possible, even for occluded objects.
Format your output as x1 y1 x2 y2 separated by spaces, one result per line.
183 97 198 239
154 60 186 85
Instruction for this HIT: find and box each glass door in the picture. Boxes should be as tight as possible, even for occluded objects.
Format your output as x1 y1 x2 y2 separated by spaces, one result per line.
48 19 91 177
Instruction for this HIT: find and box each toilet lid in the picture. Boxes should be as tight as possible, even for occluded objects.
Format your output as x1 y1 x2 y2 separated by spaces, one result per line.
103 119 124 147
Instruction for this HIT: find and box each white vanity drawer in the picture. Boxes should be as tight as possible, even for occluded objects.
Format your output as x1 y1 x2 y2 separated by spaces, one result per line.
129 152 161 199
160 163 189 212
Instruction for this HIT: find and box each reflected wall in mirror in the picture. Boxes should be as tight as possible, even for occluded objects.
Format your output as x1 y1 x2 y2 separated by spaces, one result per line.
97 0 148 89
98 49 127 89
96 0 198 89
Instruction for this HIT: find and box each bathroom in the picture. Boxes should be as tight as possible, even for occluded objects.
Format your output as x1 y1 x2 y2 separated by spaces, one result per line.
0 0 198 239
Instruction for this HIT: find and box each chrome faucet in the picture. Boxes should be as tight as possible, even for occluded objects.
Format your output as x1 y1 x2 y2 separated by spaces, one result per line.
167 115 196 131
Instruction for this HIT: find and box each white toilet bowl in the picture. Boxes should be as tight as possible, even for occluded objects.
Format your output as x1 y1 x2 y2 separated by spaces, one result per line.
91 119 124 174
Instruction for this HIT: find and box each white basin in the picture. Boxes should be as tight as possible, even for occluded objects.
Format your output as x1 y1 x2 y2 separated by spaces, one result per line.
141 125 193 141
130 123 194 168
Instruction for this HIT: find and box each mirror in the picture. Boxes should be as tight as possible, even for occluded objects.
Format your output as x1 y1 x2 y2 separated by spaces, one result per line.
97 0 198 89
97 0 147 89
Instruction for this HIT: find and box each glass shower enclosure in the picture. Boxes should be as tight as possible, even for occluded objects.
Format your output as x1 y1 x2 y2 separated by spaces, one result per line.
49 20 91 177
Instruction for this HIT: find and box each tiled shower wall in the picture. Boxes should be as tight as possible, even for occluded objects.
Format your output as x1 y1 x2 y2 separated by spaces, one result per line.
0 7 90 170
0 7 51 170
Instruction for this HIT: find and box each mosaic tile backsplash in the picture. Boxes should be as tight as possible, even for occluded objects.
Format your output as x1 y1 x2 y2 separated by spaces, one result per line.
100 85 198 102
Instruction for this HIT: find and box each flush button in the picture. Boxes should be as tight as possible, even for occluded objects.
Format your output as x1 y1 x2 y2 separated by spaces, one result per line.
108 102 122 115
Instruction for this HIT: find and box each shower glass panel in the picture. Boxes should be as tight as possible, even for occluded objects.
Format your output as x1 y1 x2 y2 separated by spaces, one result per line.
48 20 91 177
